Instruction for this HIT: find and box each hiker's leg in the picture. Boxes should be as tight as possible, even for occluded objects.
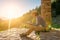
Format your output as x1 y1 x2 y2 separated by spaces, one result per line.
34 26 44 31
25 24 35 35
25 24 44 35
25 27 34 35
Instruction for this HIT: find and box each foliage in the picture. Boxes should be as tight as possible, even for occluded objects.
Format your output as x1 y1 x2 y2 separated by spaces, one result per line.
52 24 60 28
51 0 60 28
51 0 60 17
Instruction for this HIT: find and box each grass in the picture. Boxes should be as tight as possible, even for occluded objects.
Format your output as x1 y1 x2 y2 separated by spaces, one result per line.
52 24 60 28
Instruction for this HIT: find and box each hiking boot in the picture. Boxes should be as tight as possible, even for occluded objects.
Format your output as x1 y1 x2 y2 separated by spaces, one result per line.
20 33 27 37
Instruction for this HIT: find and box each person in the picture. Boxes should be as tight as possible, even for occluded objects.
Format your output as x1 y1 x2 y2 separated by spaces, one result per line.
20 11 47 37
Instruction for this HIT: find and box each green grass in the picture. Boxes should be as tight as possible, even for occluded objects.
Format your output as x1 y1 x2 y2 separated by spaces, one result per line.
52 24 60 28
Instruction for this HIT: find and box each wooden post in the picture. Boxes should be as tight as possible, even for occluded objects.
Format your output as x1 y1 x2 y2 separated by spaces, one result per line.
41 0 51 29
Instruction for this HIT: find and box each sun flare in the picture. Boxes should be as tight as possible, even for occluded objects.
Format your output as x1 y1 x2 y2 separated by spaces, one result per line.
7 6 18 19
6 5 20 19
1 3 22 19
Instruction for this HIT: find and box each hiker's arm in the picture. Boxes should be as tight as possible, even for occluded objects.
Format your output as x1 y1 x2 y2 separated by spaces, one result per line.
26 22 39 26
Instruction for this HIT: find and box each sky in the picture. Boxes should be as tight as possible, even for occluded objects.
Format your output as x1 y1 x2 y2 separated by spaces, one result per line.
0 0 41 19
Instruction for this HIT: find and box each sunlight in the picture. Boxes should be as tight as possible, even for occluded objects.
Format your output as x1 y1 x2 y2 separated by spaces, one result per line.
1 3 22 19
6 5 20 19
7 8 17 19
6 5 20 29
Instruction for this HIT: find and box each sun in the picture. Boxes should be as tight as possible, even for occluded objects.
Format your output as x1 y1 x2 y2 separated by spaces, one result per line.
7 5 20 19
1 2 29 20
7 6 19 19
1 4 21 19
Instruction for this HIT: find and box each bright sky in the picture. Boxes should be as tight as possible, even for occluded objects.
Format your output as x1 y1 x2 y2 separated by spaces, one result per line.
0 0 41 19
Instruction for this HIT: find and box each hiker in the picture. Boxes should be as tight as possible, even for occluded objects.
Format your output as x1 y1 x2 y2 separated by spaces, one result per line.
20 11 47 36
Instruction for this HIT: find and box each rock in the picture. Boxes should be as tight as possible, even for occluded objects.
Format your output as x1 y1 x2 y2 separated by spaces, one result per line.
0 28 35 40
40 30 60 40
0 28 60 40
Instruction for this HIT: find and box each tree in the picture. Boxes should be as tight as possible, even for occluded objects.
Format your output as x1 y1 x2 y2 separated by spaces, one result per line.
41 0 51 30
